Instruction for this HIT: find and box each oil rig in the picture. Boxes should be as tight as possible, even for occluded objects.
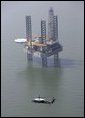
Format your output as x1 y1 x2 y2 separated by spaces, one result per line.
22 8 63 67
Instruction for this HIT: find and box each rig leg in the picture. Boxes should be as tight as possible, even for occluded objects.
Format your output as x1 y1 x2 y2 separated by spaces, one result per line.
27 53 33 61
42 55 47 67
27 47 33 61
54 53 60 67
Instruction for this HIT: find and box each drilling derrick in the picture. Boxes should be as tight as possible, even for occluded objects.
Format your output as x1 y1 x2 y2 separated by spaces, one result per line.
48 8 62 66
53 15 59 65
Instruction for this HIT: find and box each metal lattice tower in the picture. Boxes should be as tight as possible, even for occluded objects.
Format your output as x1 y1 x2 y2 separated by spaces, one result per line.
26 16 32 60
53 16 58 41
41 19 47 66
48 7 54 40
41 19 46 44
26 16 32 41
48 8 58 42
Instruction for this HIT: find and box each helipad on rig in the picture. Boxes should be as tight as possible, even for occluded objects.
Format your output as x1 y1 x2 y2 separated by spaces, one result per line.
15 7 63 67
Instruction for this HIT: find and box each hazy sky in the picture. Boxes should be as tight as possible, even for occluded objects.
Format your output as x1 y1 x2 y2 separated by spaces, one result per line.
1 1 84 36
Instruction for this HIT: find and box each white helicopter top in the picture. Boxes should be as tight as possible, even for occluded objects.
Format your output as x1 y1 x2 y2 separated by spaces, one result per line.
33 96 45 101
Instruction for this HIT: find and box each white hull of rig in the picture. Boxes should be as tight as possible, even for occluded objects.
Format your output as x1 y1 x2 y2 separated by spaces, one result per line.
25 48 41 58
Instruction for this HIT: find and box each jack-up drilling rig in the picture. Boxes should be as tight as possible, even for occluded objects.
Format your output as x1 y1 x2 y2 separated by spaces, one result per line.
15 8 63 67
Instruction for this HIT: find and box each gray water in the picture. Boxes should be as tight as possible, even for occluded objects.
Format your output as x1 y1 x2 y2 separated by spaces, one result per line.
1 1 84 117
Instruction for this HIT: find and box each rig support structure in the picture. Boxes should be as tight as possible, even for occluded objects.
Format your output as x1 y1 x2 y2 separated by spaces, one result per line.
26 16 33 60
41 19 47 66
25 8 63 67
